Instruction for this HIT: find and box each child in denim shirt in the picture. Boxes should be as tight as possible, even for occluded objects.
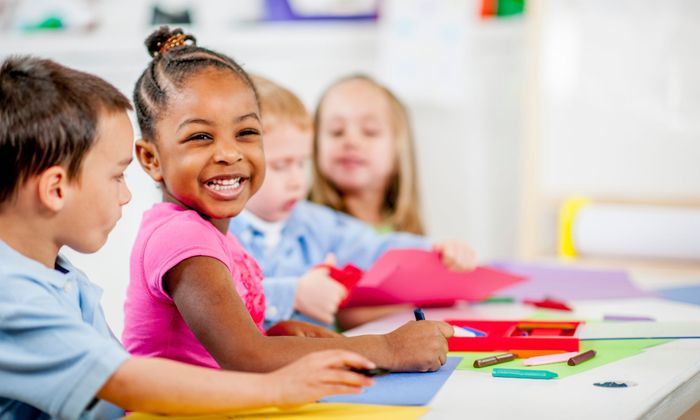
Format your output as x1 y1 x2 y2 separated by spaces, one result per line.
231 76 476 329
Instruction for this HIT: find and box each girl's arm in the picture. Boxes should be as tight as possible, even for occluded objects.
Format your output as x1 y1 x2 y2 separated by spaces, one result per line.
267 320 342 338
336 304 413 331
326 206 430 269
165 256 452 373
97 351 373 415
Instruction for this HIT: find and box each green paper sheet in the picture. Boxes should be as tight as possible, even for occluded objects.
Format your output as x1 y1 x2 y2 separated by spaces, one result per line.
526 309 585 321
452 339 670 378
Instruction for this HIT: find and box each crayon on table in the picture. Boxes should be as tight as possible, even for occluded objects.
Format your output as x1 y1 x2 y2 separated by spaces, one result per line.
492 368 558 380
482 296 515 303
511 350 562 359
567 350 596 366
414 308 425 321
351 367 391 377
603 314 655 322
473 353 516 368
462 326 487 336
453 326 488 337
523 352 578 366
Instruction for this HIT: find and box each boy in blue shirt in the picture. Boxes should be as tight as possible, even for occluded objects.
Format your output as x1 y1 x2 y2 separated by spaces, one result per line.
231 76 476 330
0 56 377 419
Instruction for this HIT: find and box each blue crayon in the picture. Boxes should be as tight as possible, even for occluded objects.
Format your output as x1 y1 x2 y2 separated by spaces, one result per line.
461 326 487 337
414 308 425 321
492 368 558 380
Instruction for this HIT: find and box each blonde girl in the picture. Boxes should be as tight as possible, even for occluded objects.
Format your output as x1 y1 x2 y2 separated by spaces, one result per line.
311 75 424 234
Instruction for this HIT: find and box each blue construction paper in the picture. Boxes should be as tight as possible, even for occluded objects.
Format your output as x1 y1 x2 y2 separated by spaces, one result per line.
321 357 462 406
658 285 700 306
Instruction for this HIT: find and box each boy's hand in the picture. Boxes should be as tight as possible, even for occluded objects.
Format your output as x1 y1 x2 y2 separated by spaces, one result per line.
432 240 477 271
266 320 342 338
295 254 347 324
383 321 454 372
268 350 375 407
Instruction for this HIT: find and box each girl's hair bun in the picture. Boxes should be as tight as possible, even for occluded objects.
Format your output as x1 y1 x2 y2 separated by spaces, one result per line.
144 26 196 58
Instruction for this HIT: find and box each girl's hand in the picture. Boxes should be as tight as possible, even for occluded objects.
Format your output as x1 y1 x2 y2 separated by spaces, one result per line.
268 350 375 407
266 320 342 338
295 254 347 324
432 240 477 272
383 320 454 372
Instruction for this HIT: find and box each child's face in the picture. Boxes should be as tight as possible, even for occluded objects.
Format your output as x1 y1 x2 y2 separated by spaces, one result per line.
316 79 397 195
150 68 265 220
246 123 312 222
60 111 133 253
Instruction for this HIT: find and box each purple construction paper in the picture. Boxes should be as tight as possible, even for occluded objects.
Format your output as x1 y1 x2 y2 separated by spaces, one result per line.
321 357 461 406
603 314 656 321
490 261 655 301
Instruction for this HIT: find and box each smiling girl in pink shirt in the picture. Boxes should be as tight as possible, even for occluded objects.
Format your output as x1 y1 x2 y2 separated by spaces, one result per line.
122 26 454 374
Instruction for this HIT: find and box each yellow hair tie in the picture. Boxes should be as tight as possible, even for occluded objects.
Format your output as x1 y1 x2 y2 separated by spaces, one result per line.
158 33 193 56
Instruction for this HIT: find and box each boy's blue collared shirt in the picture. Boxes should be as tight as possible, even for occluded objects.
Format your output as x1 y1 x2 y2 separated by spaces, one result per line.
229 201 430 328
0 241 129 420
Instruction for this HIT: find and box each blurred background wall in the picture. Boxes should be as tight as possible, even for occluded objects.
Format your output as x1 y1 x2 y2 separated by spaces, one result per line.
1 0 698 336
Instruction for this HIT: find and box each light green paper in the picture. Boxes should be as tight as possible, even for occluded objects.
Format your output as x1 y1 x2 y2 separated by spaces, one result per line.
452 339 670 378
526 309 587 321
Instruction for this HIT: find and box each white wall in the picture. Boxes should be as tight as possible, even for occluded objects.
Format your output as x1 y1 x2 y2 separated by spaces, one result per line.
521 0 700 257
6 0 698 336
1 1 527 335
539 0 700 199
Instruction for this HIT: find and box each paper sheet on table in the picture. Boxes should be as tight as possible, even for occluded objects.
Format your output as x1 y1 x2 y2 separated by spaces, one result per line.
322 357 461 406
342 250 524 307
453 339 669 378
658 285 700 306
523 310 700 340
127 403 428 419
492 261 654 300
579 321 700 339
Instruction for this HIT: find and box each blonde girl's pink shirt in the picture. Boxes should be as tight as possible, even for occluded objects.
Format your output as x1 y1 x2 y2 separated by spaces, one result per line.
123 202 266 369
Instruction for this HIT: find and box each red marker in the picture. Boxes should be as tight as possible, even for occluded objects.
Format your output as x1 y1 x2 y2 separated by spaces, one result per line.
523 298 573 311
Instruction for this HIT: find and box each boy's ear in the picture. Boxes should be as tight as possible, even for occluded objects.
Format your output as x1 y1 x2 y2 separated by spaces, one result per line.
135 139 163 182
37 166 69 212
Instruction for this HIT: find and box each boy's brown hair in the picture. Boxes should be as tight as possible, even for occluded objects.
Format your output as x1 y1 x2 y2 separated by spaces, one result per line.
0 55 132 206
251 74 311 133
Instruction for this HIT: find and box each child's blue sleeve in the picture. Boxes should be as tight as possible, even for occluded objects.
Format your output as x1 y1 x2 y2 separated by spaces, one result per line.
0 278 129 420
328 210 431 269
262 276 298 328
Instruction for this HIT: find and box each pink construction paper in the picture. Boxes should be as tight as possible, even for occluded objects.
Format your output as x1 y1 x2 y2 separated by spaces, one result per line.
341 249 525 308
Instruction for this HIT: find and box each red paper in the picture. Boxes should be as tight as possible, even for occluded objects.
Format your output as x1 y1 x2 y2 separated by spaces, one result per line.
319 263 364 290
320 263 364 305
341 249 525 308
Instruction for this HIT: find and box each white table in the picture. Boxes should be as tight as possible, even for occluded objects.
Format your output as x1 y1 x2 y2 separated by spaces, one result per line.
344 298 700 419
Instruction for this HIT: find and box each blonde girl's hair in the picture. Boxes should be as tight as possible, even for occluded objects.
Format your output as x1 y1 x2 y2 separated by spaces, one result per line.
310 74 425 235
250 75 312 134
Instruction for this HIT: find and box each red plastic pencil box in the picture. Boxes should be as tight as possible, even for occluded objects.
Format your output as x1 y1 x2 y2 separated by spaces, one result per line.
446 319 583 352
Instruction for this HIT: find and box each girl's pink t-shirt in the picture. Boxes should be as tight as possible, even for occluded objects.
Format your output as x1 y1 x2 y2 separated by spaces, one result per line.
122 202 266 369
